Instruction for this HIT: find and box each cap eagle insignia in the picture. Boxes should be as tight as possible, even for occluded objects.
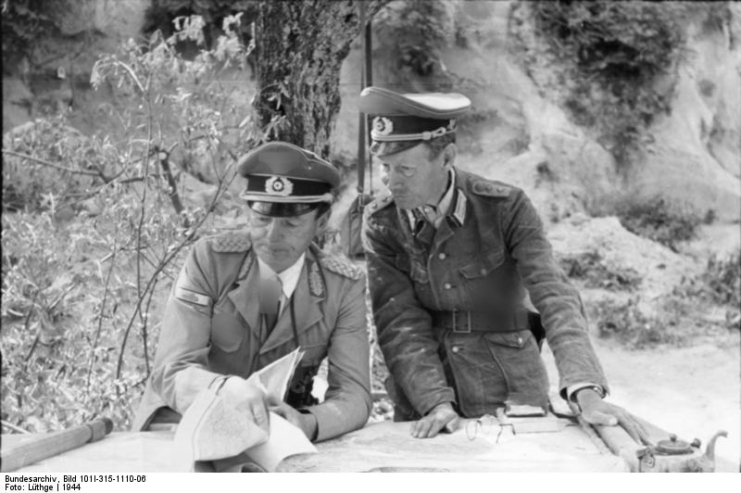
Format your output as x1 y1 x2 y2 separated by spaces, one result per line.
265 176 293 196
373 116 394 136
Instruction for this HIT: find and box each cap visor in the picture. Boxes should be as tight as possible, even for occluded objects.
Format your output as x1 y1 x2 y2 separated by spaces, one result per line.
247 201 319 217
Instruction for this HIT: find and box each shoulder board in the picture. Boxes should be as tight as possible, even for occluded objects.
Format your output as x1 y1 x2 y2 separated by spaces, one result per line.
471 180 512 198
211 232 252 253
364 190 394 217
319 254 364 280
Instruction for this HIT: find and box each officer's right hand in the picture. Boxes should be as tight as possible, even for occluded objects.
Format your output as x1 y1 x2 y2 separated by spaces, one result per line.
411 402 460 438
220 376 270 434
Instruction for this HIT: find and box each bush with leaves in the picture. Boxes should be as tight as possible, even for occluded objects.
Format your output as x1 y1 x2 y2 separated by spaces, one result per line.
675 251 741 331
617 198 703 253
510 1 687 166
1 15 260 433
590 295 714 350
374 0 463 83
1 0 70 73
143 0 259 54
558 250 642 291
590 288 736 350
701 252 741 308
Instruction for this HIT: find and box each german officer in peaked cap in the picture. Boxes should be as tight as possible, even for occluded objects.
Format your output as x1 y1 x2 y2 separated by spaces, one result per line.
359 87 649 443
133 141 372 445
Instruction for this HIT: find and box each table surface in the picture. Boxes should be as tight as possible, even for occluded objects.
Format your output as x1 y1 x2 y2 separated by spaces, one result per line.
3 419 633 473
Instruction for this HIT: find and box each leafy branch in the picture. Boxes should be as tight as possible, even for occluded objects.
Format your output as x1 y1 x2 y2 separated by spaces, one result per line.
2 14 255 432
114 166 237 379
2 150 105 179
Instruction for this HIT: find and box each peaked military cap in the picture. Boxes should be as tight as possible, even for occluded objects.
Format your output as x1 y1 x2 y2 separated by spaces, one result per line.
237 141 340 217
358 86 471 157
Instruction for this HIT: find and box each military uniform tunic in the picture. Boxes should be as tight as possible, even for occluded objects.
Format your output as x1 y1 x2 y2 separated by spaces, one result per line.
133 232 372 441
362 168 608 419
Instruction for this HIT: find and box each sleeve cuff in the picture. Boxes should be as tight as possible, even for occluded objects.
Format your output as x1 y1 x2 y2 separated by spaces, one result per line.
567 383 605 403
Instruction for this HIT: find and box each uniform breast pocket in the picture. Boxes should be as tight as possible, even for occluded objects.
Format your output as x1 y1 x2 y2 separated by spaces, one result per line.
210 312 245 353
459 248 505 306
459 248 505 280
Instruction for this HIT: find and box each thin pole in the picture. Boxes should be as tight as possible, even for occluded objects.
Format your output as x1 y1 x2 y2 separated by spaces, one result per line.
356 1 368 196
364 12 373 193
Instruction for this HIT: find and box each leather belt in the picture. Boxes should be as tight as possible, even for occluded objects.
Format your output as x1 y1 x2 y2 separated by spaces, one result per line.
430 309 529 334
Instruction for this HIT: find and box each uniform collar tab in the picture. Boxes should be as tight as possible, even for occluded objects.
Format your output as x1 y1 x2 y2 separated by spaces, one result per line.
305 252 327 299
450 188 467 227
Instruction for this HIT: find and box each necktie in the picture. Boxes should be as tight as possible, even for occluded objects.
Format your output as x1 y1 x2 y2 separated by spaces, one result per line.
411 209 427 234
260 276 282 334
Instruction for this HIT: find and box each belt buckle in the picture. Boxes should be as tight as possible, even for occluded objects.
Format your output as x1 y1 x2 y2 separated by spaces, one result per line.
452 310 472 334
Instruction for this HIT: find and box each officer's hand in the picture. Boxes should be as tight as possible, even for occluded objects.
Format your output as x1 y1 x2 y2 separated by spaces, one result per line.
577 389 652 445
220 376 270 434
411 402 460 439
270 402 318 441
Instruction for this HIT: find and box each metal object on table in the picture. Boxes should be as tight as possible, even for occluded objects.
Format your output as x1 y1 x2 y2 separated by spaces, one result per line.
579 414 728 473
1 418 113 472
656 434 694 455
636 431 728 473
462 407 570 442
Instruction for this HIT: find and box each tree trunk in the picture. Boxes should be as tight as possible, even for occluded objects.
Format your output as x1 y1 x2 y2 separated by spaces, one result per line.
253 0 389 158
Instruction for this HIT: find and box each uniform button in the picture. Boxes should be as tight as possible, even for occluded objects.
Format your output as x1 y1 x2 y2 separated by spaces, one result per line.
451 346 460 354
480 268 487 275
517 337 523 346
444 283 452 289
438 253 446 260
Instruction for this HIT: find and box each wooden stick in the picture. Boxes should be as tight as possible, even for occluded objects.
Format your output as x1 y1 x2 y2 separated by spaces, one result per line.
0 418 113 472
1 421 30 434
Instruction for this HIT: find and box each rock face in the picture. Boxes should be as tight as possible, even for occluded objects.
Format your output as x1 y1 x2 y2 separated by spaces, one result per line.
548 214 700 303
333 1 741 224
2 0 151 132
633 5 741 222
56 0 149 38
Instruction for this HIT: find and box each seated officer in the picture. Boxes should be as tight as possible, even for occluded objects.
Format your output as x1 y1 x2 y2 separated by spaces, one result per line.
359 87 649 443
133 141 372 442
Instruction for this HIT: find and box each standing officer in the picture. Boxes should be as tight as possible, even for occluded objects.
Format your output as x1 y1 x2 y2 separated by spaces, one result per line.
359 87 648 443
133 141 372 443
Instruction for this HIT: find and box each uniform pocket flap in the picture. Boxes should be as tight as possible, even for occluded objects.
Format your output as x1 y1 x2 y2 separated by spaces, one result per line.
459 248 505 279
484 330 532 349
